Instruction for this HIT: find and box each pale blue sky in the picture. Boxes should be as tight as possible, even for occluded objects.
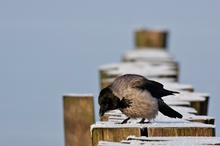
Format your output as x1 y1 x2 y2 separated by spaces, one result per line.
1 1 220 145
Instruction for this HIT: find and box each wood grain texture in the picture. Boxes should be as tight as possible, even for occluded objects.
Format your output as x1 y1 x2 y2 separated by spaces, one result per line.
63 95 94 146
135 29 168 48
92 127 141 146
146 127 214 137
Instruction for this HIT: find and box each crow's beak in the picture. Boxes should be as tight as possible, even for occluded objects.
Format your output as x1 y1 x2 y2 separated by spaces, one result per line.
99 104 108 117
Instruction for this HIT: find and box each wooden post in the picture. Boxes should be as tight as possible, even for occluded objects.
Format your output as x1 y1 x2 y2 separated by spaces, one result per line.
186 93 209 115
91 124 142 146
135 28 168 48
91 122 215 146
63 94 94 146
185 115 215 125
146 127 214 137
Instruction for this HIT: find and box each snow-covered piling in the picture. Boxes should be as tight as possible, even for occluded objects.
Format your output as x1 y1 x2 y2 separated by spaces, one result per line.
98 136 220 146
135 28 168 48
63 94 94 146
91 121 215 146
91 29 214 146
63 29 215 146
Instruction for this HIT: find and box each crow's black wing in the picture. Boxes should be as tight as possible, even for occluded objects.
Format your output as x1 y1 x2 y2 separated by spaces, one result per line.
133 79 178 99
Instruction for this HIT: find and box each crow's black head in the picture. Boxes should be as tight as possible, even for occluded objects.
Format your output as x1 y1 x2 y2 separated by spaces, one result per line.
98 87 120 117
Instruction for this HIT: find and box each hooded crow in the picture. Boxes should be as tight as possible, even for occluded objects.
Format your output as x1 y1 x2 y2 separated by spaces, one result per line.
98 74 182 124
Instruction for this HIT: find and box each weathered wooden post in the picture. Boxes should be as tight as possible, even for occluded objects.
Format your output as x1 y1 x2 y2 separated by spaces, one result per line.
135 28 168 48
63 94 94 146
91 122 215 146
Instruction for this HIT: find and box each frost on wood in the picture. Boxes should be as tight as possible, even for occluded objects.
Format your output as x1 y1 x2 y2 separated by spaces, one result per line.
125 136 220 145
99 62 177 77
123 49 176 62
63 93 93 97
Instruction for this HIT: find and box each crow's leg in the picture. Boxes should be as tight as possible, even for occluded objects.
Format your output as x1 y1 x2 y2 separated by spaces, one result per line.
139 118 145 123
139 118 151 124
121 117 130 124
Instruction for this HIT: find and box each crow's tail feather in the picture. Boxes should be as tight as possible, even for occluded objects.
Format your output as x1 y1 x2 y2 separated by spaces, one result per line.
158 99 182 118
